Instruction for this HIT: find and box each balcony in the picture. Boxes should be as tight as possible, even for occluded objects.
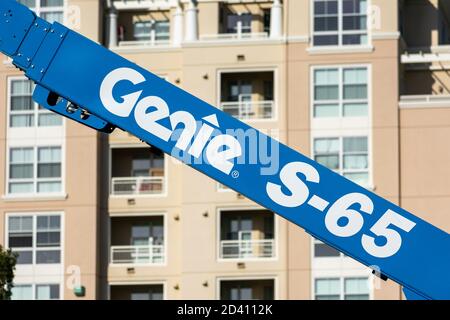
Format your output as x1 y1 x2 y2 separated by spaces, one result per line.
115 10 171 48
219 71 275 121
110 284 164 300
199 1 275 42
220 279 275 300
110 147 165 196
110 215 165 266
219 209 275 260
400 0 450 63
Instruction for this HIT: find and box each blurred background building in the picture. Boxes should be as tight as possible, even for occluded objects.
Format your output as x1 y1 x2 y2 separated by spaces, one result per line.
0 0 449 300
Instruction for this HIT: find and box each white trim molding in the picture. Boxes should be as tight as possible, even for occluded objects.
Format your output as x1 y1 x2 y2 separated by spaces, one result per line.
399 95 450 109
286 35 310 44
307 45 374 55
371 31 401 40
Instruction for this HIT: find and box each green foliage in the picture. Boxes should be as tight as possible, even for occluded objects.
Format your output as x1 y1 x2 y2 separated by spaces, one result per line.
0 245 17 300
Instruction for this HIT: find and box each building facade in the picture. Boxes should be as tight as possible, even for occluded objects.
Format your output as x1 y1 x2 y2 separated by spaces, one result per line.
0 0 449 300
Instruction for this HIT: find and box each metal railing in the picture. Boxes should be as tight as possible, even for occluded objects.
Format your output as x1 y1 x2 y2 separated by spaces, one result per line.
111 176 165 195
110 244 165 265
220 239 275 259
399 94 450 107
118 39 171 48
200 32 269 41
220 101 274 120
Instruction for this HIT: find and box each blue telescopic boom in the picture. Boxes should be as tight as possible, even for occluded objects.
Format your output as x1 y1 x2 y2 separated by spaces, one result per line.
1 0 449 300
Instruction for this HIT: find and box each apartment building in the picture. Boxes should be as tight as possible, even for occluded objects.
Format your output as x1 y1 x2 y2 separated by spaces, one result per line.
0 0 449 300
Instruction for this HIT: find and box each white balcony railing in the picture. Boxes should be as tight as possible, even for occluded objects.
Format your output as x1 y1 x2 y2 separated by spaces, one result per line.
220 239 275 259
399 95 450 107
401 46 450 64
110 244 164 265
220 101 274 120
118 39 171 48
111 176 165 195
200 32 269 41
112 0 172 10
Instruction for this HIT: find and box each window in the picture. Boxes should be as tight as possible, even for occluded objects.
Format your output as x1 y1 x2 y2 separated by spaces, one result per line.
9 78 62 128
220 279 275 300
131 150 164 177
131 224 164 246
111 147 165 196
130 287 163 300
36 284 60 300
313 67 368 118
314 239 341 257
230 286 253 300
8 216 33 264
11 285 33 300
8 214 61 265
9 148 34 194
11 283 60 300
134 21 151 40
220 71 275 120
263 10 271 34
313 0 368 46
8 146 62 195
344 278 370 300
110 216 165 265
314 136 369 186
220 210 275 260
133 20 170 42
227 80 253 102
226 13 252 34
37 147 62 193
315 277 370 300
18 0 64 23
110 284 164 300
154 21 170 41
439 9 450 45
36 215 62 263
315 278 340 300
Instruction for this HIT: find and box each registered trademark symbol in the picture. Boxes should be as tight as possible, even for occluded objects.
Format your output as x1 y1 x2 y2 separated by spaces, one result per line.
231 170 239 178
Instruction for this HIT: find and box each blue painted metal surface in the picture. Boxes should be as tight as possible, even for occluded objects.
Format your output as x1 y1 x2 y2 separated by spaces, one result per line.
1 0 449 300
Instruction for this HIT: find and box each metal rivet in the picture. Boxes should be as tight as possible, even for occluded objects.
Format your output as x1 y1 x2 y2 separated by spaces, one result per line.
26 58 30 62
44 28 48 32
50 29 54 33
60 34 64 38
35 23 38 26
40 69 44 73
31 65 35 68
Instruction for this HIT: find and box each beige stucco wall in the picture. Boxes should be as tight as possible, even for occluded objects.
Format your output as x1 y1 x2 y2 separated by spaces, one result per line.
400 108 450 232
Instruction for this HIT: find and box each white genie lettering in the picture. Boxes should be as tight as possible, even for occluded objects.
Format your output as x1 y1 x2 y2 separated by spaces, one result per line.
99 67 242 175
